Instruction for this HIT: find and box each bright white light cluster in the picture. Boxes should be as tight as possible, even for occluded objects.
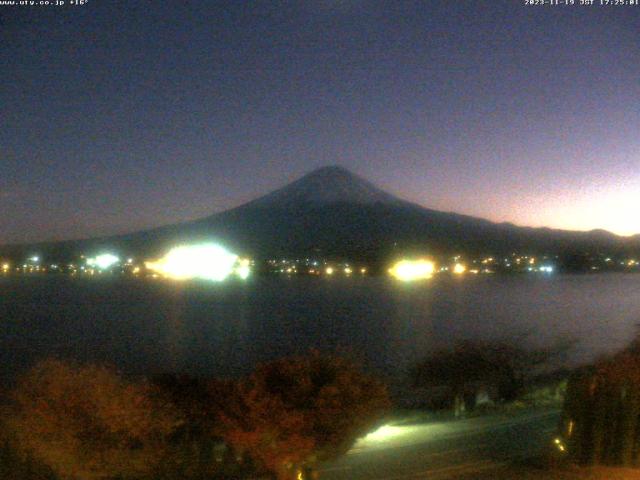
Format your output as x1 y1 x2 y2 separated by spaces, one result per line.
87 253 120 270
146 243 249 281
389 259 435 281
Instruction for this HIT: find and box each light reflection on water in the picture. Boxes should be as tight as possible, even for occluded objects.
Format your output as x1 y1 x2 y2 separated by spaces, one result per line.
1 274 639 388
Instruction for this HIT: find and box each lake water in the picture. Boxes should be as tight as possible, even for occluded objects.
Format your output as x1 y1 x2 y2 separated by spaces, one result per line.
2 274 640 390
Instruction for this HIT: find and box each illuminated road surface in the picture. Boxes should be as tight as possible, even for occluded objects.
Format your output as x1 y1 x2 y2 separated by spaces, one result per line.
319 408 560 480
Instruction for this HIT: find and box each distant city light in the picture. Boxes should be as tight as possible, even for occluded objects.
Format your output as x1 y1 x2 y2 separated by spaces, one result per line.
539 265 554 273
325 267 334 275
236 259 251 279
389 259 435 281
86 253 120 270
145 243 246 281
29 256 40 263
453 263 466 275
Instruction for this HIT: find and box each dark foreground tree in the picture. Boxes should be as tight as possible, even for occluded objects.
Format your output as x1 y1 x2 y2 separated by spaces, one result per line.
562 335 640 467
5 359 182 480
412 339 570 414
216 352 391 479
149 374 256 479
3 355 390 480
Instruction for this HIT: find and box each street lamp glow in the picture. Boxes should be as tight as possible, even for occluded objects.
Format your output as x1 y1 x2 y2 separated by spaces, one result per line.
357 423 426 445
362 424 407 442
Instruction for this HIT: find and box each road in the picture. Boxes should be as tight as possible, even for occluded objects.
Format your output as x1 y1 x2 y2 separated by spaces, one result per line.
318 408 561 480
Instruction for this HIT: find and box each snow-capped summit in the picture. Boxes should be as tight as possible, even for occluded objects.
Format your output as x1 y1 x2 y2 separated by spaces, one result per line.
242 165 401 209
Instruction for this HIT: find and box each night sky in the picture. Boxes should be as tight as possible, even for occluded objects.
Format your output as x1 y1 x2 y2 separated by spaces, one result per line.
1 0 639 245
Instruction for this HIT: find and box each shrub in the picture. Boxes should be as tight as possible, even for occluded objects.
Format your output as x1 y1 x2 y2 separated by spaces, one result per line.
216 352 391 479
6 359 182 480
4 355 391 480
149 374 251 479
412 339 570 413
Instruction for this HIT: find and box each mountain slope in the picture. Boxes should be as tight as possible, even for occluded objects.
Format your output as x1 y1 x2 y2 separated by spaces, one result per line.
1 166 638 261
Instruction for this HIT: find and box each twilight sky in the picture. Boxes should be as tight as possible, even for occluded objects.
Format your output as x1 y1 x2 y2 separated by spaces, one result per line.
1 0 639 244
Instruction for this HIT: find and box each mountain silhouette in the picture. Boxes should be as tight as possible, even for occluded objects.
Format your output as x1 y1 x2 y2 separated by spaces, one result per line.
1 166 638 262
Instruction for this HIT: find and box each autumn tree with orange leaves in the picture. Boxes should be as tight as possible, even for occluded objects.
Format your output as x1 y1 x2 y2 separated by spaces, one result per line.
3 355 390 480
216 352 391 480
5 359 182 480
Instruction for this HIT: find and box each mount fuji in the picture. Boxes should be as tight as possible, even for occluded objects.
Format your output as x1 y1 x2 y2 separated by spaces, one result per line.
2 166 638 262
